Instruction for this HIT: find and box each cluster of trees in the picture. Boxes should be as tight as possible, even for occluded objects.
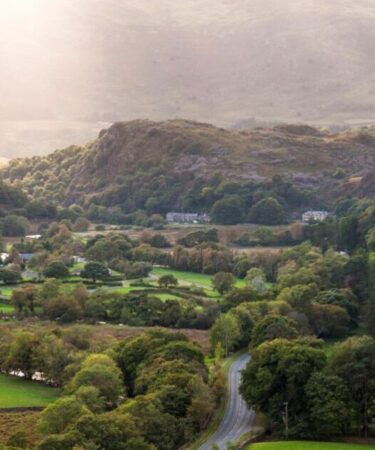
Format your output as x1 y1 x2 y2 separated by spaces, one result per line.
96 173 313 226
3 200 375 339
7 227 374 336
11 280 89 322
209 240 369 361
177 228 218 247
240 336 375 439
233 223 303 247
0 325 95 385
32 329 215 450
9 278 220 329
202 212 375 440
0 180 94 237
169 245 233 274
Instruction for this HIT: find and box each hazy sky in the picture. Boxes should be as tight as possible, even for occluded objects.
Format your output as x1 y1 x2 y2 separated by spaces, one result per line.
1 0 375 156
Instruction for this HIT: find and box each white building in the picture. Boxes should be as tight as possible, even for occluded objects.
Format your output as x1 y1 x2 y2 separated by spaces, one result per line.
166 212 210 224
25 234 42 240
302 210 329 223
0 253 9 263
73 256 86 264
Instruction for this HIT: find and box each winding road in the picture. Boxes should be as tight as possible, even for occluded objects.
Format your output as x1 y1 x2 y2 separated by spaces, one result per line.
200 353 255 450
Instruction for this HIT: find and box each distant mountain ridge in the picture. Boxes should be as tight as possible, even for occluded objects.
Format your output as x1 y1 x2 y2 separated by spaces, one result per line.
2 120 375 212
3 0 375 157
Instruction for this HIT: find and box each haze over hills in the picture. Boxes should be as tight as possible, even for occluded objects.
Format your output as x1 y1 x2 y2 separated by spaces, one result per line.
2 0 375 156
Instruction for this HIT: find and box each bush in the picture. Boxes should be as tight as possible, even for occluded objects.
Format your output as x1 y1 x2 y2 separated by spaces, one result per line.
73 217 90 232
248 198 285 225
44 261 70 278
211 196 244 225
251 314 299 347
1 215 30 237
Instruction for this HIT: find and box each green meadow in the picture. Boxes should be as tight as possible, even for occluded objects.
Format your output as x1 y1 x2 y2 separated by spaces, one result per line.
0 374 60 408
152 267 246 290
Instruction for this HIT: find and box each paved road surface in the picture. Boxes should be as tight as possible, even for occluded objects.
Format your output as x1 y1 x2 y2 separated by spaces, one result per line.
200 353 255 450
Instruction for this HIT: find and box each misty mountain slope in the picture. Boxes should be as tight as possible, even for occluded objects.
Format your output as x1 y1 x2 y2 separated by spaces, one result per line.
2 120 375 210
2 0 375 156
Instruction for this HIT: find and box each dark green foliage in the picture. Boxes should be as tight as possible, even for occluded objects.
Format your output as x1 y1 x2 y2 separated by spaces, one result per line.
31 328 210 450
73 413 145 450
232 258 253 278
250 315 299 348
1 214 30 237
304 372 352 438
230 305 255 348
222 287 260 311
315 288 359 324
240 339 326 435
177 229 219 247
143 233 171 248
366 252 375 336
302 219 338 251
81 262 110 282
158 274 178 288
38 430 84 450
0 267 21 284
85 290 219 329
0 181 28 208
44 296 84 322
248 198 285 225
211 196 244 225
43 261 70 278
277 284 318 312
170 245 233 274
211 272 235 294
308 303 350 338
330 336 375 437
68 355 123 405
85 233 133 264
122 261 152 279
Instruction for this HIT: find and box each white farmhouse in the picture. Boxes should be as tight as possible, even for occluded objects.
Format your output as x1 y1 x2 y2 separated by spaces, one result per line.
166 212 210 224
302 210 329 223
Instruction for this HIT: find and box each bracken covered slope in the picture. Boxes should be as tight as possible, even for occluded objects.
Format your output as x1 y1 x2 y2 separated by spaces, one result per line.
2 120 375 208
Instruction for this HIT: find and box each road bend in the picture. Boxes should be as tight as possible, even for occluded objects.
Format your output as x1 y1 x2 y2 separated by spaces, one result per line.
200 353 255 450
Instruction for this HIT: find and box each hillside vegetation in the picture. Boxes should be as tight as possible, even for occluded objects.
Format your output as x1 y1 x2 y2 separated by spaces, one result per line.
2 120 375 224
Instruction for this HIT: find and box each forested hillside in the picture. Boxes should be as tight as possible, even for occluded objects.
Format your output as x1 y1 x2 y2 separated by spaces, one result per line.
2 120 375 225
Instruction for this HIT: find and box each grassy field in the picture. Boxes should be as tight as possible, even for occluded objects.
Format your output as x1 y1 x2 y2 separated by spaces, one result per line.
0 286 17 298
152 267 214 287
250 443 375 450
154 293 182 301
0 303 14 313
152 267 246 290
0 374 60 408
